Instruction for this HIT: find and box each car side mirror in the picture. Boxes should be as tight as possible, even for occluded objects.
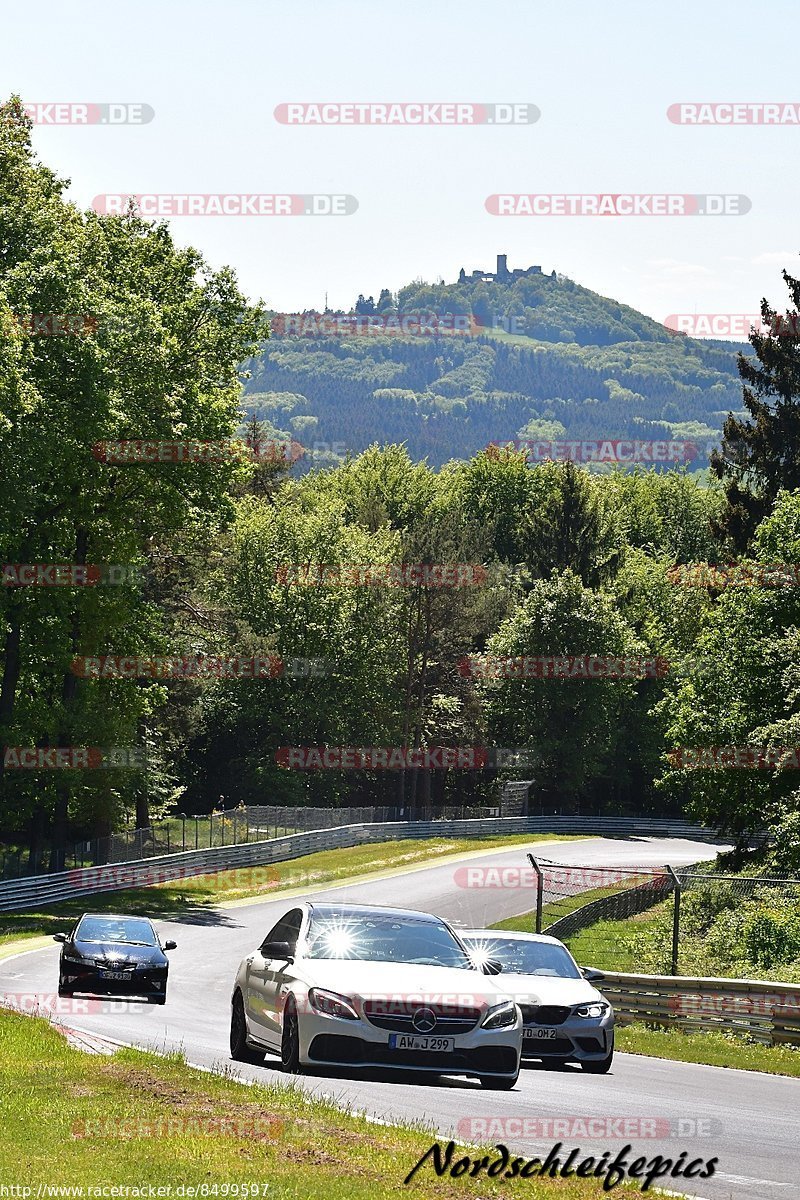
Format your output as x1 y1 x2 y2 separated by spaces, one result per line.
261 940 293 962
53 933 67 944
581 966 605 983
163 940 177 951
481 958 504 976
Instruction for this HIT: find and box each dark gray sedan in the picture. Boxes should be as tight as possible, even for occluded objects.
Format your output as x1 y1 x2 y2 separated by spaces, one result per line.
54 913 176 1004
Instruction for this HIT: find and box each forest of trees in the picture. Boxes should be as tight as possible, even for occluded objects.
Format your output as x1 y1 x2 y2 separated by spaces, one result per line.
3 95 800 870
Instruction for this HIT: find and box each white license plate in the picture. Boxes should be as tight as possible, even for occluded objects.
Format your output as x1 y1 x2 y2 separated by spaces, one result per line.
99 970 129 981
524 1027 558 1039
388 1034 454 1052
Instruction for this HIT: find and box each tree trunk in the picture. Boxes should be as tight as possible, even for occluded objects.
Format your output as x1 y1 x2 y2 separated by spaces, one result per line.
50 528 88 871
0 617 22 784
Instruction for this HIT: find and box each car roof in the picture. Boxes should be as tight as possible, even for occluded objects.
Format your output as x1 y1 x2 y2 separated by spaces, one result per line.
307 902 447 924
460 928 564 947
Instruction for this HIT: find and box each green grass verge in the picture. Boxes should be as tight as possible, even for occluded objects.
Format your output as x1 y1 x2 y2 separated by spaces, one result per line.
616 1022 800 1077
490 881 632 936
0 834 586 951
0 1008 630 1198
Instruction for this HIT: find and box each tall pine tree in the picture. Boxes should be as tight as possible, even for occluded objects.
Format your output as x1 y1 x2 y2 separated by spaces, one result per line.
711 263 800 548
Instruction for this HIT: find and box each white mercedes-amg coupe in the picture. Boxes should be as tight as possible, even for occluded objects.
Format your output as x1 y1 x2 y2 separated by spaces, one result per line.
460 929 615 1073
230 902 522 1088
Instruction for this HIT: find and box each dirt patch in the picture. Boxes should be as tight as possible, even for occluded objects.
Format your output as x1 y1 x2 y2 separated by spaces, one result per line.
101 1065 285 1138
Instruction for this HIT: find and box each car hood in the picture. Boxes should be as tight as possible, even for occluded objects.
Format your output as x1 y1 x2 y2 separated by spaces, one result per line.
73 941 165 966
484 972 606 1007
295 958 507 1009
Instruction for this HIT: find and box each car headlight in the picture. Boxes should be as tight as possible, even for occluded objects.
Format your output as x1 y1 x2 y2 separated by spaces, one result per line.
307 988 359 1020
575 1002 609 1019
62 953 85 964
481 1000 518 1030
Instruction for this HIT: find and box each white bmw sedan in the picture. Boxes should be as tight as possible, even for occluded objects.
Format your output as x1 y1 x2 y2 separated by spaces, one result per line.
230 902 522 1088
460 929 614 1073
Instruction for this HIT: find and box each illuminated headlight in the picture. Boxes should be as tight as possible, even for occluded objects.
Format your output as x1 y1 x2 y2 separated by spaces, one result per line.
575 1002 609 1019
481 1001 518 1030
307 988 359 1020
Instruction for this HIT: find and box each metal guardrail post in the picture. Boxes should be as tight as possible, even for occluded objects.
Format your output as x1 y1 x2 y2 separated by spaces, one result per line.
527 853 544 933
666 864 681 976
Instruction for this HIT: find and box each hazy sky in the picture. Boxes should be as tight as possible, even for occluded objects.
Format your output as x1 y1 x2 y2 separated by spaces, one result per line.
3 0 798 328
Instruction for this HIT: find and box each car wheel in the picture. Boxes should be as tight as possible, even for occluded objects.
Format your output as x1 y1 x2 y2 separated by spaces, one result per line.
150 995 167 1006
582 1049 614 1074
57 976 73 997
280 997 301 1074
478 1072 519 1090
230 991 265 1065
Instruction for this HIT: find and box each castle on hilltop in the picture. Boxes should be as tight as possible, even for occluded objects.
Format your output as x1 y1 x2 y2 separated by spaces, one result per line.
458 254 555 284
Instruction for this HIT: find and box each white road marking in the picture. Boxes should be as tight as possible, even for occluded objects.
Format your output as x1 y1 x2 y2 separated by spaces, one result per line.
715 1175 790 1187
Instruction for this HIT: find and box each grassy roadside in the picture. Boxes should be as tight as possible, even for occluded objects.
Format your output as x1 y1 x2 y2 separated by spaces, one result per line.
0 1008 635 1199
490 882 633 936
0 833 586 952
616 1023 800 1078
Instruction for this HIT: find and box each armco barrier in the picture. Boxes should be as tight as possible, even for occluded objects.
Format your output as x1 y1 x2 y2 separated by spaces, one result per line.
0 816 721 913
599 971 800 1046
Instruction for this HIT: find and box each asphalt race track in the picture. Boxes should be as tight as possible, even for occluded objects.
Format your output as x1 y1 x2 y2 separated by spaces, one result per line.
2 835 797 1200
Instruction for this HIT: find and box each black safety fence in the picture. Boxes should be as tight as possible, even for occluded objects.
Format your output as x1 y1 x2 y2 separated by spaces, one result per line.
527 854 800 978
0 801 503 879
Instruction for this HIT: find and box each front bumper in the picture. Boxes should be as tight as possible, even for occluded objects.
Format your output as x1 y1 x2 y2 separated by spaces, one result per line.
298 1009 521 1078
520 1012 614 1062
60 963 168 998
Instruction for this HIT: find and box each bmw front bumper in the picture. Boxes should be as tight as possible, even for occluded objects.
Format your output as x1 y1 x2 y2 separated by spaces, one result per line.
520 1010 614 1062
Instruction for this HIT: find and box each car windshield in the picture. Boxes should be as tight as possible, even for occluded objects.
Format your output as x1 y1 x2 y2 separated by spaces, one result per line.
305 914 474 967
464 936 581 979
76 917 157 946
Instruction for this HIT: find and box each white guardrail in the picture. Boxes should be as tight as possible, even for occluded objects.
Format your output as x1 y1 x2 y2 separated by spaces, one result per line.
0 815 721 913
601 972 800 1047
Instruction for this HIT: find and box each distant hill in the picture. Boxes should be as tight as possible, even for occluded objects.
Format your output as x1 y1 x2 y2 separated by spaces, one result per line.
241 262 749 470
